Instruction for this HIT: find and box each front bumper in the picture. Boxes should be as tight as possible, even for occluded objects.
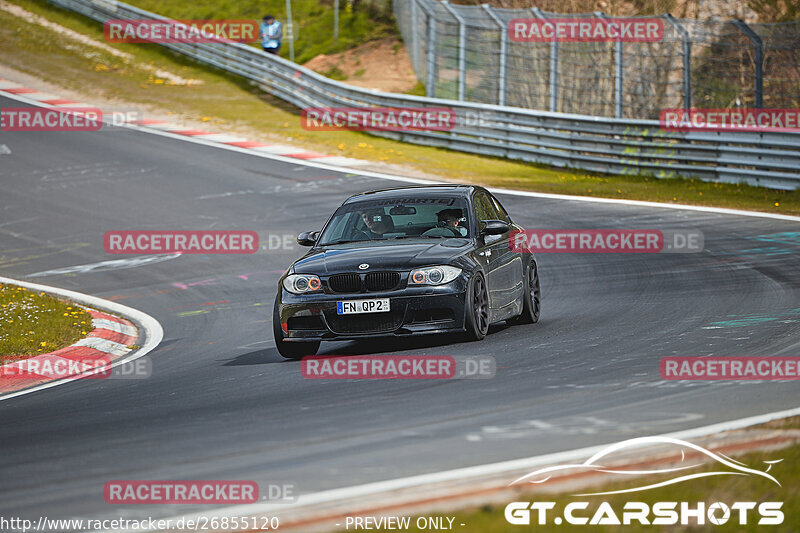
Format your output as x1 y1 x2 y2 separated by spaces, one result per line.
277 280 468 341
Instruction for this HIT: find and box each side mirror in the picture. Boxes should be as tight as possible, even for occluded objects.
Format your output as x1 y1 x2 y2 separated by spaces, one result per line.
480 220 510 236
297 231 318 247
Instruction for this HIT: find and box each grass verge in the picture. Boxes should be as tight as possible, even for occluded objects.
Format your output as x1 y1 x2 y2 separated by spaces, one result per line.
0 283 92 358
2 0 800 215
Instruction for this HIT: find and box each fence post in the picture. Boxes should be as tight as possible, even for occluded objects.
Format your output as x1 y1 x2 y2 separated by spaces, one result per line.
333 0 339 41
532 8 558 113
596 12 623 118
733 19 764 108
410 0 419 76
442 1 467 101
482 4 506 107
664 14 691 110
417 0 438 98
285 0 295 62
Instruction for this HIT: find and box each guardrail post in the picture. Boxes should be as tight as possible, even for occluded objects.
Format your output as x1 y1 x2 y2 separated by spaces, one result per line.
596 12 623 118
532 8 558 113
733 19 764 108
442 1 467 101
482 4 507 106
664 14 691 109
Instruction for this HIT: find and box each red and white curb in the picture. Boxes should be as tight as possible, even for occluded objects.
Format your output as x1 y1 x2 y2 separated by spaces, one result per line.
0 78 368 167
0 276 163 401
0 309 137 394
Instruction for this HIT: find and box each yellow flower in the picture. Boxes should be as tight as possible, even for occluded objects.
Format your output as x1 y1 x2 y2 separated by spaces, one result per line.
40 342 47 347
775 202 780 207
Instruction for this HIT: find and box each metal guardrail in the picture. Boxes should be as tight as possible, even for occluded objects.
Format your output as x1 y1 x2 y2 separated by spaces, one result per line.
45 0 800 190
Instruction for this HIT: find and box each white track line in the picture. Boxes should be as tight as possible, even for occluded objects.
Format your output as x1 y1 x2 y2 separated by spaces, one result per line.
0 276 163 402
2 90 799 222
139 404 800 532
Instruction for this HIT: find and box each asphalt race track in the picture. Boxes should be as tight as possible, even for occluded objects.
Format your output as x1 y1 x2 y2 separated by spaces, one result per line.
1 93 799 525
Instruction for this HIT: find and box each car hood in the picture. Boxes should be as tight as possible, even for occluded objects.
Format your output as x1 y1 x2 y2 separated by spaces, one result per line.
292 240 472 274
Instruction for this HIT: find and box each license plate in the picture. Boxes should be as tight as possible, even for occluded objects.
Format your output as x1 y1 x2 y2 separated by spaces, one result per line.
337 298 390 315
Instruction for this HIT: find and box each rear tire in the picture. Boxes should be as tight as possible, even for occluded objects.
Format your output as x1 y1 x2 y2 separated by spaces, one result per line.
464 273 490 341
508 261 540 325
273 295 320 359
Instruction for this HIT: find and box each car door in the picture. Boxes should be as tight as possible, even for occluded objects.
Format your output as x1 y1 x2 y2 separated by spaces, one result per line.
472 191 515 312
489 193 525 308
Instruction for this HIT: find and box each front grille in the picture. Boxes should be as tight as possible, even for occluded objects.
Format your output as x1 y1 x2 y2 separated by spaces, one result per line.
325 309 405 334
328 272 401 293
365 272 400 291
329 273 362 293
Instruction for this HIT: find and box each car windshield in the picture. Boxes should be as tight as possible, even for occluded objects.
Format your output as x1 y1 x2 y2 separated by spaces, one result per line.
318 197 471 245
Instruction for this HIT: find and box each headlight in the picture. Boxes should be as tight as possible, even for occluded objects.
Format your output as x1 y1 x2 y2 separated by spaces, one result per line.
283 274 322 294
409 265 462 286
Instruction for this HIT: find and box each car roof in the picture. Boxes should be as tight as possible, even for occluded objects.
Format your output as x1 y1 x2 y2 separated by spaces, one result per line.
343 184 481 204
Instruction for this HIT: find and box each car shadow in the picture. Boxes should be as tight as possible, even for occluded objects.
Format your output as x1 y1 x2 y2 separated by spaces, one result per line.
221 348 291 366
222 323 512 365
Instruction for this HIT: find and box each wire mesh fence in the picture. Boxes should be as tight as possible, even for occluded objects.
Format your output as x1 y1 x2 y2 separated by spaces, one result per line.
395 0 800 118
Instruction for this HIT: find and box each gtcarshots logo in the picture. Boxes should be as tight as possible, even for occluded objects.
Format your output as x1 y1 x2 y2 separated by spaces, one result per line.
505 436 784 526
104 231 259 254
103 19 259 43
301 107 456 132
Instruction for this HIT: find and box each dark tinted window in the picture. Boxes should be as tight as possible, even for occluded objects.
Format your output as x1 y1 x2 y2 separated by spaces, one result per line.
489 194 511 223
473 192 499 222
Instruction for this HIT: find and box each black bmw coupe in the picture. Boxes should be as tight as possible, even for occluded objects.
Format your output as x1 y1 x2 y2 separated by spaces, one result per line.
273 185 540 359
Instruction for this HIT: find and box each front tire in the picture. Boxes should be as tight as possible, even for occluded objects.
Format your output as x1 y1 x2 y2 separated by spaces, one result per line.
508 261 540 325
464 272 490 341
273 295 319 359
